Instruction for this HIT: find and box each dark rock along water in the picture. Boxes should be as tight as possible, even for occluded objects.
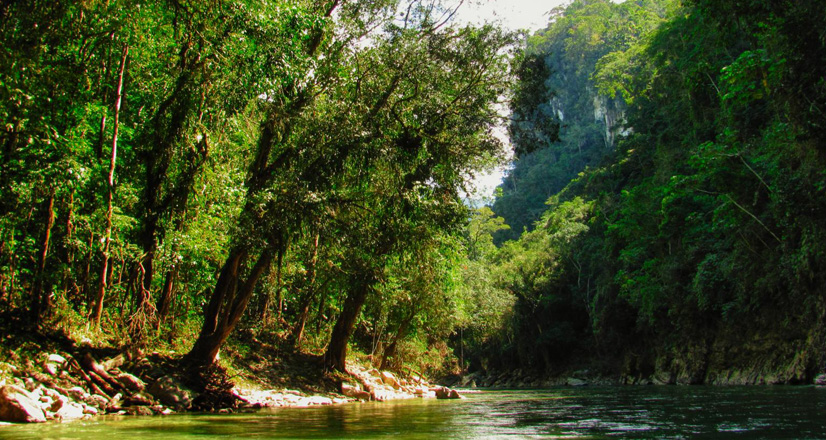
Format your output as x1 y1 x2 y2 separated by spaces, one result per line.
1 387 825 439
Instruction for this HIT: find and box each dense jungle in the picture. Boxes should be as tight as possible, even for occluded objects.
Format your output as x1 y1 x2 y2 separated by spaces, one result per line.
1 0 826 422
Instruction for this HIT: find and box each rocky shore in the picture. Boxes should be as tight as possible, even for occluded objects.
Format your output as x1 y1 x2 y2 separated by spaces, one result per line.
0 347 463 424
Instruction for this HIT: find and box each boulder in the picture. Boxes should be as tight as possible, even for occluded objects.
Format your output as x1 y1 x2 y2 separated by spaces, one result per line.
341 383 371 401
123 393 154 407
124 406 153 416
566 378 587 387
67 386 88 400
380 371 398 388
55 402 86 421
23 378 37 392
48 354 67 365
146 376 192 409
116 372 145 391
43 363 58 376
102 355 126 372
434 387 462 399
86 394 109 408
49 395 69 412
0 385 47 423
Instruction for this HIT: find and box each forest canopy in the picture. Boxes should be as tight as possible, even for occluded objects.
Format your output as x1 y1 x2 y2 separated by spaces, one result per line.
3 0 826 387
0 0 515 374
468 0 826 384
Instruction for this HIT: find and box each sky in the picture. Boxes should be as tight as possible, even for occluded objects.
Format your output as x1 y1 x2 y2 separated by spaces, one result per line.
451 0 570 201
453 0 564 31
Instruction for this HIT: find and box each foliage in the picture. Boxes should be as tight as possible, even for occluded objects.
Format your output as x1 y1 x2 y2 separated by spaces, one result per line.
0 0 516 376
470 0 826 381
492 0 674 242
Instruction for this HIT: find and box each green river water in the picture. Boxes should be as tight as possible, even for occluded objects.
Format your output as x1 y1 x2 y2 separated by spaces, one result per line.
1 387 825 439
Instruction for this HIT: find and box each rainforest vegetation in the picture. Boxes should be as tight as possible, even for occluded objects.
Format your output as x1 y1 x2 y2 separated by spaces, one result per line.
0 0 515 378
473 0 826 384
2 0 826 390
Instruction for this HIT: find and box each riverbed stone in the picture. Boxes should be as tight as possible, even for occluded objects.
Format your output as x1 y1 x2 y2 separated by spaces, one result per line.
67 386 88 400
0 385 47 423
124 392 154 407
49 395 68 412
43 363 58 376
146 376 191 409
56 402 86 421
116 372 145 391
435 387 462 399
380 371 398 388
47 354 66 365
124 405 153 416
341 383 371 401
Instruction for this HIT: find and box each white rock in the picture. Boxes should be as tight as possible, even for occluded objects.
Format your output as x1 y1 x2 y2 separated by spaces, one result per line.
48 354 67 364
0 385 46 423
307 396 333 405
380 371 398 388
56 402 86 421
44 363 58 376
67 387 87 400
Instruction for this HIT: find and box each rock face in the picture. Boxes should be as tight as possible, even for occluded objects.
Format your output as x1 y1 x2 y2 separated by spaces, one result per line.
0 385 47 423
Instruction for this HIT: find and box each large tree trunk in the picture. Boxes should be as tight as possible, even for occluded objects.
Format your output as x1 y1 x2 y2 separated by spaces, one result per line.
324 272 375 372
184 247 274 366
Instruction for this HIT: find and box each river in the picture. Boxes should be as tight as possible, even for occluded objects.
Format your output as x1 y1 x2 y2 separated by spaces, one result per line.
1 387 825 439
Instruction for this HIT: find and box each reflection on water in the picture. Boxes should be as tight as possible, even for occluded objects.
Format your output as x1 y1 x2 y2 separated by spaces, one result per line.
1 387 825 439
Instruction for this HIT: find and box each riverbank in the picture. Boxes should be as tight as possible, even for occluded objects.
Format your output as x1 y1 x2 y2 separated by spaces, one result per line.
0 316 461 424
450 359 826 389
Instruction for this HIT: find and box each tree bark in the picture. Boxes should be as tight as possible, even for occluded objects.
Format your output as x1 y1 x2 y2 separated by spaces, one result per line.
91 44 128 330
155 266 176 327
324 272 375 372
292 231 320 345
31 188 56 319
380 310 417 370
184 247 274 366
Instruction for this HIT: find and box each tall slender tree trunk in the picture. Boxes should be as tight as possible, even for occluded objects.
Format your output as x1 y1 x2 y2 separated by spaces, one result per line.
155 266 176 328
82 229 93 305
31 188 56 320
292 231 320 345
259 241 285 326
62 190 77 302
91 44 128 330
